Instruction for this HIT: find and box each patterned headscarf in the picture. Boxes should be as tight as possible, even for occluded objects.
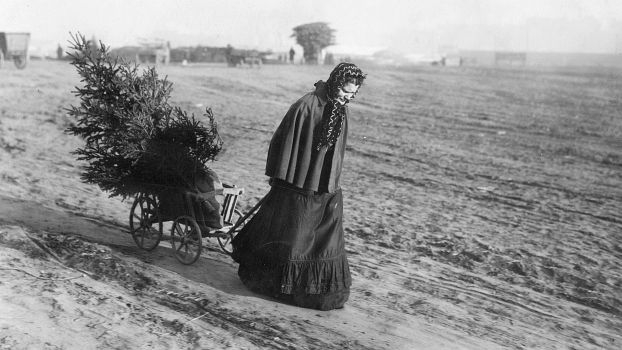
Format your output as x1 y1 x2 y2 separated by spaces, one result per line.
315 62 366 150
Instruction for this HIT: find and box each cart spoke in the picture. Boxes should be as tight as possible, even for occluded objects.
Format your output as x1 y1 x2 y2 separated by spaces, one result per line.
173 223 181 238
129 196 161 251
169 216 201 264
144 227 154 239
146 203 155 217
140 209 148 222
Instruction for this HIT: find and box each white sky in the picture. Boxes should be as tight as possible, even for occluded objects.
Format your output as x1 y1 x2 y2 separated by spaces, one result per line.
2 0 622 55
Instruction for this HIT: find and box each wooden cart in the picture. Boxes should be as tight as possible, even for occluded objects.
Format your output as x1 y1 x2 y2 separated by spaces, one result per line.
129 183 247 265
0 32 30 69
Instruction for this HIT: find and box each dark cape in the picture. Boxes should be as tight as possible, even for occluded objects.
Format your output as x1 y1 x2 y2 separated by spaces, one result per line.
232 81 352 310
265 81 347 193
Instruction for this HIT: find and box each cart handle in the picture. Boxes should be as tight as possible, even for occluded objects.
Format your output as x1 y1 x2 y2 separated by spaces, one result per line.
226 193 267 231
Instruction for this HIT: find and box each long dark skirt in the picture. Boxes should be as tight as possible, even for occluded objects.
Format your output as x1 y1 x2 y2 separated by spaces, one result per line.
231 179 351 310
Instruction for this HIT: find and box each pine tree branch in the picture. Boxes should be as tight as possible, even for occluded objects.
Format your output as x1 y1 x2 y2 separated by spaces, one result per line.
66 33 223 199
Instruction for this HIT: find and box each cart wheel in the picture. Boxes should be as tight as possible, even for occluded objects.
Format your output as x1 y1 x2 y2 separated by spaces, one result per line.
218 209 246 255
171 216 202 265
129 195 162 251
13 55 27 69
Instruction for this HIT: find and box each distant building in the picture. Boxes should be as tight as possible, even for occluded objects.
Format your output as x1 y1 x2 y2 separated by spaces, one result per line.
111 41 170 65
494 51 527 66
458 50 622 68
439 46 462 66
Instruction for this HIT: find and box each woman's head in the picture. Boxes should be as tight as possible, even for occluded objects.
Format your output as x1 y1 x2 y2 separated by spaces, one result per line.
314 62 367 150
326 63 366 105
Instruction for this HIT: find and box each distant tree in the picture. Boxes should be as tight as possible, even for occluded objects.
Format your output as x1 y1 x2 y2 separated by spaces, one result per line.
291 22 335 64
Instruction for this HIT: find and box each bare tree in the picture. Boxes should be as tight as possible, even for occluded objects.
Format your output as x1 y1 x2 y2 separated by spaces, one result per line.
291 22 335 64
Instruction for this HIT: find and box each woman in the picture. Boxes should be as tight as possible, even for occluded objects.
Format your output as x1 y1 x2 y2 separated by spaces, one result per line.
232 62 366 310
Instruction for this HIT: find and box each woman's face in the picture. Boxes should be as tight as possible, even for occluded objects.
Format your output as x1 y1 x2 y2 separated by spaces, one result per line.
334 82 360 105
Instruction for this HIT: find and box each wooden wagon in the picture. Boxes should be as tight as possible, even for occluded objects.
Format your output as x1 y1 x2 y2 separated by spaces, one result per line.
129 182 247 265
0 32 30 69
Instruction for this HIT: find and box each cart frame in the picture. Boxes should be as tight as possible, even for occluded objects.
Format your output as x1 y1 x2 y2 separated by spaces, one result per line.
129 183 247 265
0 32 30 69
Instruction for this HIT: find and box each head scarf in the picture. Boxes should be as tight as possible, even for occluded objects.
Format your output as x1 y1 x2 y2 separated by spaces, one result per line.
315 62 366 150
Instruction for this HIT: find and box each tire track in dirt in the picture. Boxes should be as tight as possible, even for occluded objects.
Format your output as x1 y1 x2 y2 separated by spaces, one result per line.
343 140 622 337
150 289 375 350
350 147 621 229
348 240 621 350
350 248 552 348
7 226 377 350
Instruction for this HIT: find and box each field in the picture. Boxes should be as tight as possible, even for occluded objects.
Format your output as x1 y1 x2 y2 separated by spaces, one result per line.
0 59 621 350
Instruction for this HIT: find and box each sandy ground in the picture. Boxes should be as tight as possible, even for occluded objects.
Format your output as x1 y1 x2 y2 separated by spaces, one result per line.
0 60 621 350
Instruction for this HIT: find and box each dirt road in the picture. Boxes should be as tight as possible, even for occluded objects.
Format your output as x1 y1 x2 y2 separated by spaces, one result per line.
1 60 620 349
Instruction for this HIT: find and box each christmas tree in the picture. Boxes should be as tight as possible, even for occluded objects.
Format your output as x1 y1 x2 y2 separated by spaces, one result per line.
66 33 223 198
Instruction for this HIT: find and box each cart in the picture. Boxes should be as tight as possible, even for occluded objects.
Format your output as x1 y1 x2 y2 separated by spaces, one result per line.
0 32 30 69
129 182 248 265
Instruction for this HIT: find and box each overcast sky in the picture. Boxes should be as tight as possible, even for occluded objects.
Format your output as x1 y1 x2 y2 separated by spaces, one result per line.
2 0 622 55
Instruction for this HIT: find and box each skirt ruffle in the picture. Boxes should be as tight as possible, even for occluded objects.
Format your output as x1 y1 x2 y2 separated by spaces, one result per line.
280 254 351 294
238 259 350 310
237 253 351 295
